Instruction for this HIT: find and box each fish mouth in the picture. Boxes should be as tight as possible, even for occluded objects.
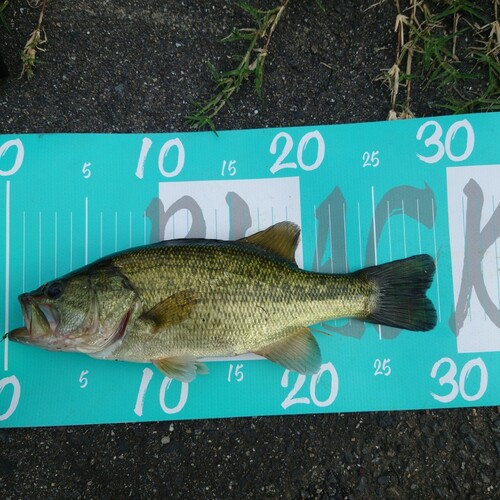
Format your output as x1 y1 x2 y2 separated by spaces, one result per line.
18 294 60 336
38 303 60 332
19 294 33 334
7 326 30 343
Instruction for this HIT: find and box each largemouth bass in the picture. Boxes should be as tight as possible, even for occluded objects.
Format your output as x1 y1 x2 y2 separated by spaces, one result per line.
8 222 436 382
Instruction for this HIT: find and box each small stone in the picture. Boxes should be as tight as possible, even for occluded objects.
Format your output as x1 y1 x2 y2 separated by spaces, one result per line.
169 424 174 432
0 430 7 444
114 84 125 97
378 412 395 429
494 441 500 456
481 472 490 484
434 486 447 498
421 425 431 437
386 486 402 498
459 423 471 436
326 472 337 488
435 432 448 449
463 435 479 450
0 457 16 475
377 474 391 485
161 436 170 445
478 453 493 466
356 476 367 492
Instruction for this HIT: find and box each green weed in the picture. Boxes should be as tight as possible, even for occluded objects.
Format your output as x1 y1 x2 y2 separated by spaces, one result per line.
2 0 498 124
20 0 48 80
187 0 290 132
381 0 499 119
0 1 9 30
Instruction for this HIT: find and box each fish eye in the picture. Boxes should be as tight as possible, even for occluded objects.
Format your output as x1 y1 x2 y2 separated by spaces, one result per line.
45 281 64 300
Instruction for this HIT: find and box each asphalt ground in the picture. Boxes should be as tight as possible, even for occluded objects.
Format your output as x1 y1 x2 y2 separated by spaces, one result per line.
0 1 499 498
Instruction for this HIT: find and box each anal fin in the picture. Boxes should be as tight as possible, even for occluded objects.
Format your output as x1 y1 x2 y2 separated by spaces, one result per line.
153 355 209 383
254 326 321 374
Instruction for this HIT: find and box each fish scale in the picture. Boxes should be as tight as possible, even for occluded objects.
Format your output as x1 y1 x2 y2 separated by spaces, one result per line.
108 242 373 360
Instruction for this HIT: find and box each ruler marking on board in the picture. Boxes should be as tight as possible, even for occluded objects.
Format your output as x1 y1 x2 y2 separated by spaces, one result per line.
357 202 362 267
4 181 10 371
494 195 500 314
417 199 422 254
370 187 383 340
54 212 58 278
313 205 319 271
70 211 73 271
328 203 333 273
343 201 351 326
387 201 392 261
460 195 470 322
85 197 89 265
371 186 378 265
431 197 442 323
129 211 132 248
402 200 407 258
22 211 26 293
343 201 348 273
38 211 42 286
100 211 103 258
114 212 118 252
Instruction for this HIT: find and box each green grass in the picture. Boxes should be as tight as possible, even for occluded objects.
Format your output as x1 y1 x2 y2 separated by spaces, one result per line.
0 0 9 31
186 0 290 132
190 0 498 129
1 0 498 123
381 0 499 119
20 0 48 79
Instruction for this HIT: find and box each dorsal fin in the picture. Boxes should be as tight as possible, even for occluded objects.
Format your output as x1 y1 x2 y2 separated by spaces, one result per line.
239 221 300 263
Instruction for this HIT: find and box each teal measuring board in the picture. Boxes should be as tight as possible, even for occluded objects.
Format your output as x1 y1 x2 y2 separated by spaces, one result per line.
0 113 499 427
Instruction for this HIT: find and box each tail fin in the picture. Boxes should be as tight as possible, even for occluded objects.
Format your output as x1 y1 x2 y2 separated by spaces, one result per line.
356 254 437 331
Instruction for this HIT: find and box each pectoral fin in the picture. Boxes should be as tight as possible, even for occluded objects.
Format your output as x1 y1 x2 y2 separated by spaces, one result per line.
254 326 321 374
141 290 198 333
153 355 209 383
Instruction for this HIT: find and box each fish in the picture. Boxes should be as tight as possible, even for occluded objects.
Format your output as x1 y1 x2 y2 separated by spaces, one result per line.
7 221 436 382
